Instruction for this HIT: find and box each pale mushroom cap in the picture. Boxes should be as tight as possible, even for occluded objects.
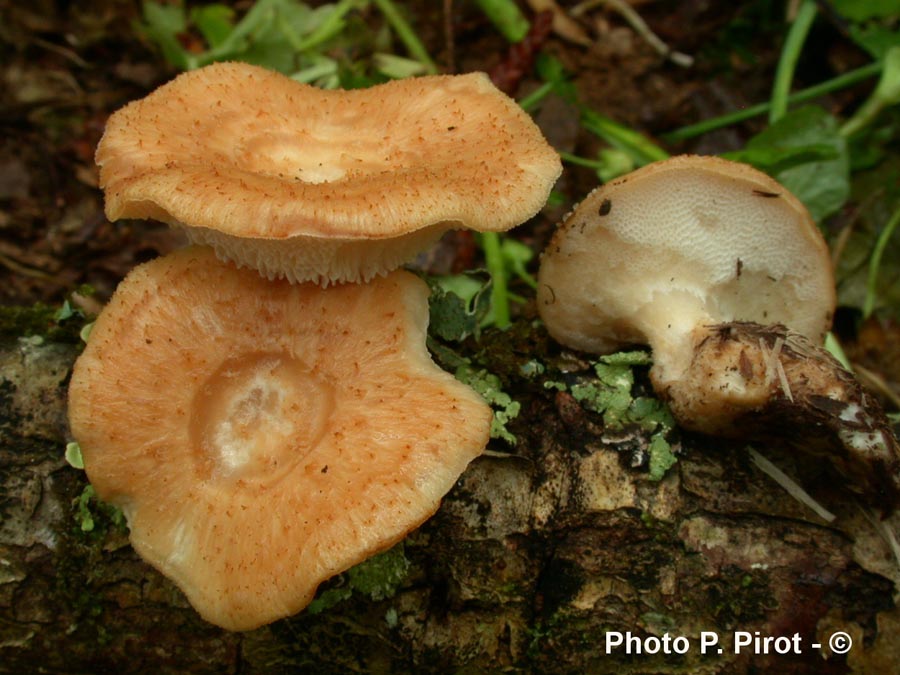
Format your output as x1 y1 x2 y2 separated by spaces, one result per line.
96 62 562 284
537 155 836 376
67 247 492 631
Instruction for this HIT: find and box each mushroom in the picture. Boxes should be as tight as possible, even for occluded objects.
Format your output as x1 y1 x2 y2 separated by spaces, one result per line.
67 246 492 631
537 155 900 508
95 62 562 285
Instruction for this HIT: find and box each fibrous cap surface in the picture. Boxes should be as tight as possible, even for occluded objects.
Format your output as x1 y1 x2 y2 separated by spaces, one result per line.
68 247 492 630
97 62 562 284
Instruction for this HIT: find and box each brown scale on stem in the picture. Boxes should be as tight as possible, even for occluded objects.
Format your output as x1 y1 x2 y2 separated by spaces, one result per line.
660 321 900 512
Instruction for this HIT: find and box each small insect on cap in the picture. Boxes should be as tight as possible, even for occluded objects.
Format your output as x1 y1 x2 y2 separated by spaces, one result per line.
67 247 492 631
536 154 835 370
96 62 562 285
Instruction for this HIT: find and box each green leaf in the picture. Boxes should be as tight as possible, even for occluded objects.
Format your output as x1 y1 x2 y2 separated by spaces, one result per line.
732 106 850 222
849 22 900 60
290 54 340 86
473 0 530 42
722 143 840 174
580 108 669 167
841 47 900 136
75 486 96 532
373 52 429 79
836 155 900 318
832 0 900 22
427 273 492 342
65 442 84 470
190 4 236 48
53 300 77 322
874 46 900 104
80 322 94 344
140 1 191 70
831 1 899 61
596 148 636 182
534 53 578 103
500 237 537 289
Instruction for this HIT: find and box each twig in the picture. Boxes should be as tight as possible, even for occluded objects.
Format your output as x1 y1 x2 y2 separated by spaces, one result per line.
525 0 592 46
571 0 693 67
749 447 836 522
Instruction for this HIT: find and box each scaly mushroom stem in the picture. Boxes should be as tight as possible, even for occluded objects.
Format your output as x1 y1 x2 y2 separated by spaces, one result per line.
654 321 900 512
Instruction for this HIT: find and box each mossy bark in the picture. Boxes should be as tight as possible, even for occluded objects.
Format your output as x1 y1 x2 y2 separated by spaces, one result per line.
1 325 899 674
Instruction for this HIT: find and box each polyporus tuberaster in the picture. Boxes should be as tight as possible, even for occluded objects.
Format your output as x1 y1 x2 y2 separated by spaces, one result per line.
95 62 562 285
67 247 492 631
538 155 900 508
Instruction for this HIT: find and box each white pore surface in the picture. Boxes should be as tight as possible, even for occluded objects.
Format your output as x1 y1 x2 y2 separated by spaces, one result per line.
537 160 835 374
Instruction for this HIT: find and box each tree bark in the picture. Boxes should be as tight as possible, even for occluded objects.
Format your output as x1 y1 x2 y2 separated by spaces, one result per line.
1 326 899 674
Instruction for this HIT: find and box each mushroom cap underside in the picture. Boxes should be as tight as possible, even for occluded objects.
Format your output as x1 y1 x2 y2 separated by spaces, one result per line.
97 62 562 241
67 247 492 631
537 155 836 357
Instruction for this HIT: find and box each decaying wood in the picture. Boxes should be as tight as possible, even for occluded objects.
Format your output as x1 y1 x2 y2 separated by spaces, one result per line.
2 327 899 674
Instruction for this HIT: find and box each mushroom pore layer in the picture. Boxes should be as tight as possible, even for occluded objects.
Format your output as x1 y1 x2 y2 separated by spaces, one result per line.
537 155 836 387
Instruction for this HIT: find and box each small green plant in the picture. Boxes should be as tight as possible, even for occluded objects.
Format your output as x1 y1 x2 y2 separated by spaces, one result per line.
138 0 436 85
427 273 493 342
73 485 127 534
426 278 524 444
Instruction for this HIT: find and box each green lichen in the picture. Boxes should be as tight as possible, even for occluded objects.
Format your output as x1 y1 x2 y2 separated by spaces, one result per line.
547 350 678 480
307 543 410 615
454 364 521 444
647 434 677 481
346 542 410 601
306 587 353 615
426 333 523 445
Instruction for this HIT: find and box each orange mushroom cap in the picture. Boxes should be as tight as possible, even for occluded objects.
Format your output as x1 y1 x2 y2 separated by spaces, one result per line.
96 62 562 285
67 247 492 631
